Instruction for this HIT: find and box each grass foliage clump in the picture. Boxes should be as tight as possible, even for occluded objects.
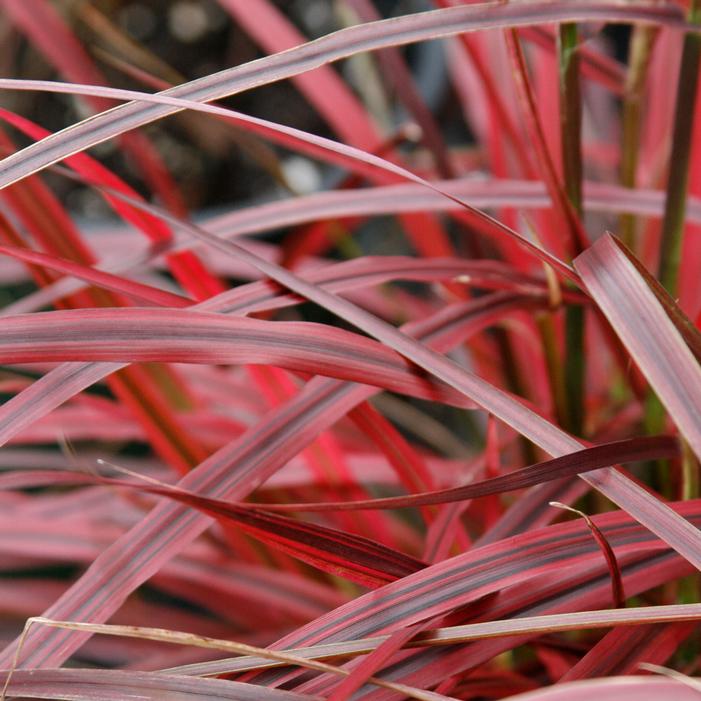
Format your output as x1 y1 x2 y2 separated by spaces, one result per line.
0 1 700 699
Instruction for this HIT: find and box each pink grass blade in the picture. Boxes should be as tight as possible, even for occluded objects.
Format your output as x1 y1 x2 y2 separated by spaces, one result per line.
116 182 701 578
147 180 701 238
574 234 701 461
0 78 576 278
0 283 525 455
0 668 314 701
0 1 685 194
0 307 485 407
0 291 515 668
0 244 191 308
495 677 701 701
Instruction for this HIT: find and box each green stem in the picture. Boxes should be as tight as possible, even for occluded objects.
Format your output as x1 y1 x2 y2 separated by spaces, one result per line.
645 2 701 483
558 24 583 216
558 23 585 436
620 25 658 250
679 439 699 656
537 313 568 430
658 0 701 295
564 303 585 435
682 438 700 502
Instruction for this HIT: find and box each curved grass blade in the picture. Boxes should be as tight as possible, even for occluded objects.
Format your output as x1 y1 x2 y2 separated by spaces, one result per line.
114 179 701 578
0 1 685 193
0 307 482 408
0 287 526 458
0 78 575 279
237 436 679 512
0 293 514 668
217 0 381 151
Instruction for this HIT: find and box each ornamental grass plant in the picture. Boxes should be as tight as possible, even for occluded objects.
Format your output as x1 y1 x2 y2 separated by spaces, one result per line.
0 1 700 699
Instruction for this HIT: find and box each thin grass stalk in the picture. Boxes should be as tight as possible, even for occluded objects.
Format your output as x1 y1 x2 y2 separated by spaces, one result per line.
658 0 701 295
646 1 701 484
619 25 658 250
558 23 586 436
679 439 701 642
536 312 568 427
558 24 584 216
506 31 581 432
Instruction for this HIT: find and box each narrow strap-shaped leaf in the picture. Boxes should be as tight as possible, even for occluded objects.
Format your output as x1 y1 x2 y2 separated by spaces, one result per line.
490 677 700 701
130 483 426 587
0 1 684 193
0 307 480 408
0 244 191 308
0 291 515 668
0 668 313 701
0 78 575 279
574 234 701 460
239 436 679 512
116 180 701 578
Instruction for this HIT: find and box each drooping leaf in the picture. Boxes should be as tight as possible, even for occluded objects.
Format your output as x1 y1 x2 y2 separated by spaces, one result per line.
238 436 679 512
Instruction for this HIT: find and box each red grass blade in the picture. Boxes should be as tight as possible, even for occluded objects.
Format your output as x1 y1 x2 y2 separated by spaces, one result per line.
562 622 698 680
0 243 191 308
0 291 515 668
111 480 427 587
117 184 701 577
238 435 679 512
0 108 172 243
